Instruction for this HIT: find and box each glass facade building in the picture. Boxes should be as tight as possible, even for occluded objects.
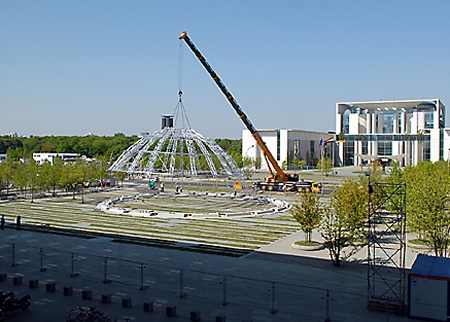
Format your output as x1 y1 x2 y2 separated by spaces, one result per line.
335 99 445 166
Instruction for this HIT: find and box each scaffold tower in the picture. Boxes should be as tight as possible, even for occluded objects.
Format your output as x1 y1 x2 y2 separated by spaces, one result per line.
367 181 407 314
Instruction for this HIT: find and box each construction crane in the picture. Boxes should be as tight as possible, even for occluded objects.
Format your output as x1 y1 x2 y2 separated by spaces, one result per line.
178 31 321 193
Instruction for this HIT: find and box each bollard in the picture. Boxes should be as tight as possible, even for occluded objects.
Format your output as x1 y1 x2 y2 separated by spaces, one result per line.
29 280 39 289
82 290 92 300
143 301 154 312
190 311 201 321
102 294 112 304
122 298 132 308
46 282 56 292
63 286 73 296
215 316 226 322
13 276 22 285
166 306 176 317
0 273 7 282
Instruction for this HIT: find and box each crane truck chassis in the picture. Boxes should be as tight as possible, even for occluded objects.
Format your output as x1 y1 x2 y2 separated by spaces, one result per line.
255 180 321 193
179 31 321 194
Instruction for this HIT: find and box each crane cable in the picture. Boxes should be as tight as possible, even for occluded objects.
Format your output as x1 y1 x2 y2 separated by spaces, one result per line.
178 41 183 100
176 39 191 129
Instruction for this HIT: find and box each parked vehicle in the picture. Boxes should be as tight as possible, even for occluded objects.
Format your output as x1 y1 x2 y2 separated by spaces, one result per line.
0 291 31 314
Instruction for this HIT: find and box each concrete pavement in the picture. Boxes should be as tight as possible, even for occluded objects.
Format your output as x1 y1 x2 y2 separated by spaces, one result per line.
0 224 419 322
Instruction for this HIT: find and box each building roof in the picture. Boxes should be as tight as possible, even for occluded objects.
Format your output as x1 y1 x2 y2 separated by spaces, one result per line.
409 254 450 280
337 99 440 112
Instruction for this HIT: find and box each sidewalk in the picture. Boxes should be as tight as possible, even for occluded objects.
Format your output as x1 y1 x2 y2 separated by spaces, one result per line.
0 227 413 322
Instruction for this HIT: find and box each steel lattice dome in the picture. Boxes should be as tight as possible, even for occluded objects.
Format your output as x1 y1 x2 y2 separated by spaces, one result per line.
109 92 242 179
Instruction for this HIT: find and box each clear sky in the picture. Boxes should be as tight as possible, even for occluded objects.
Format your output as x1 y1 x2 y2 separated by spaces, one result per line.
1 1 449 139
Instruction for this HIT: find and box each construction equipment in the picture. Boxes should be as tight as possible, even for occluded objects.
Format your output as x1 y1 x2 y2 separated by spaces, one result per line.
179 31 321 193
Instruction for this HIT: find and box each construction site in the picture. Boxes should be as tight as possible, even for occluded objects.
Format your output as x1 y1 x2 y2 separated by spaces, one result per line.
0 32 427 322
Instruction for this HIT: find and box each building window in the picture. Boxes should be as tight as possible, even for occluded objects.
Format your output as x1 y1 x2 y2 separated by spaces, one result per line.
383 114 394 134
425 111 434 129
344 140 354 166
342 110 350 134
377 141 392 156
423 140 430 161
294 140 300 158
309 140 315 166
362 141 368 155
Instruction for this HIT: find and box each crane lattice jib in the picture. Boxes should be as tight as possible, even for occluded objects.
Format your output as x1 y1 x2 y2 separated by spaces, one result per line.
179 31 288 181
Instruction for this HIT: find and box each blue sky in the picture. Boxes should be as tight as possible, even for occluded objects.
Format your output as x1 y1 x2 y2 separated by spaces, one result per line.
1 1 449 139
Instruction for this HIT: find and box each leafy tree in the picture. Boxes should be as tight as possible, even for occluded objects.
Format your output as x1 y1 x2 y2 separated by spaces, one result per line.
318 157 333 174
242 156 256 179
0 159 15 193
59 160 91 202
24 160 40 202
320 179 367 267
290 192 322 242
403 161 450 256
114 171 127 187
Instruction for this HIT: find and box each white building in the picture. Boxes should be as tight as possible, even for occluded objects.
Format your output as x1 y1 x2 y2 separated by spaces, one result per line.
33 153 80 165
242 129 330 172
335 99 446 166
0 154 6 163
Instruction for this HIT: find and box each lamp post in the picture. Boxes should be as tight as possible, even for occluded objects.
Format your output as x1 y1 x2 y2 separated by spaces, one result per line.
242 144 255 193
327 131 336 173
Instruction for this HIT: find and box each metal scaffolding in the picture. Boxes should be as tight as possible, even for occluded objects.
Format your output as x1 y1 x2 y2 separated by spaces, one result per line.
109 92 242 179
367 181 407 315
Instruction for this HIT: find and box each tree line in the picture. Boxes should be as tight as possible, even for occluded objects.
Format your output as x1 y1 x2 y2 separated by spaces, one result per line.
0 157 109 203
0 135 242 164
291 161 450 266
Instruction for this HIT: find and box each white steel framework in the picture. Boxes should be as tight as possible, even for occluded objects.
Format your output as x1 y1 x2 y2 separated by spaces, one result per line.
109 93 242 178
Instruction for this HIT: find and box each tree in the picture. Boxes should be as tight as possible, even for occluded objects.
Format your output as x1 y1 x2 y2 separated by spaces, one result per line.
114 171 127 187
403 161 450 257
0 159 15 193
59 160 91 202
242 156 255 179
320 179 367 267
290 192 322 242
24 160 40 202
318 157 333 174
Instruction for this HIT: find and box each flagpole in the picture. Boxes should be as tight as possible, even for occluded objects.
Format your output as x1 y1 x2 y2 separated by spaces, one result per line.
320 139 324 195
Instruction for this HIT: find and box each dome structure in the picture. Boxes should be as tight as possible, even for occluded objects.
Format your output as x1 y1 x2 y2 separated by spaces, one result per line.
109 92 242 179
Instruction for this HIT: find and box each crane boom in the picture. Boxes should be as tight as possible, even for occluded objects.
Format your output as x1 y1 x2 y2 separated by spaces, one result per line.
178 31 294 182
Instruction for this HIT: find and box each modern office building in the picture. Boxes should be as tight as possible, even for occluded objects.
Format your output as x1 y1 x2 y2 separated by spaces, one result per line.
335 99 447 166
242 129 330 172
33 153 80 165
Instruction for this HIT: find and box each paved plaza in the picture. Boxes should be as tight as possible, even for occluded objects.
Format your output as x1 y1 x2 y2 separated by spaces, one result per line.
0 225 422 322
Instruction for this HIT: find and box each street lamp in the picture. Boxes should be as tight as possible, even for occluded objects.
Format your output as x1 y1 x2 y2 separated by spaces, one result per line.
242 144 255 193
327 131 336 172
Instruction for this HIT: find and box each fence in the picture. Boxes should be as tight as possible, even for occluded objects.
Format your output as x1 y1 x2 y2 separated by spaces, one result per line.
0 241 378 321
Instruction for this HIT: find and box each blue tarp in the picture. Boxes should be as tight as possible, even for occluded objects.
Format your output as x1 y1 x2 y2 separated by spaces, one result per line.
409 254 450 279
